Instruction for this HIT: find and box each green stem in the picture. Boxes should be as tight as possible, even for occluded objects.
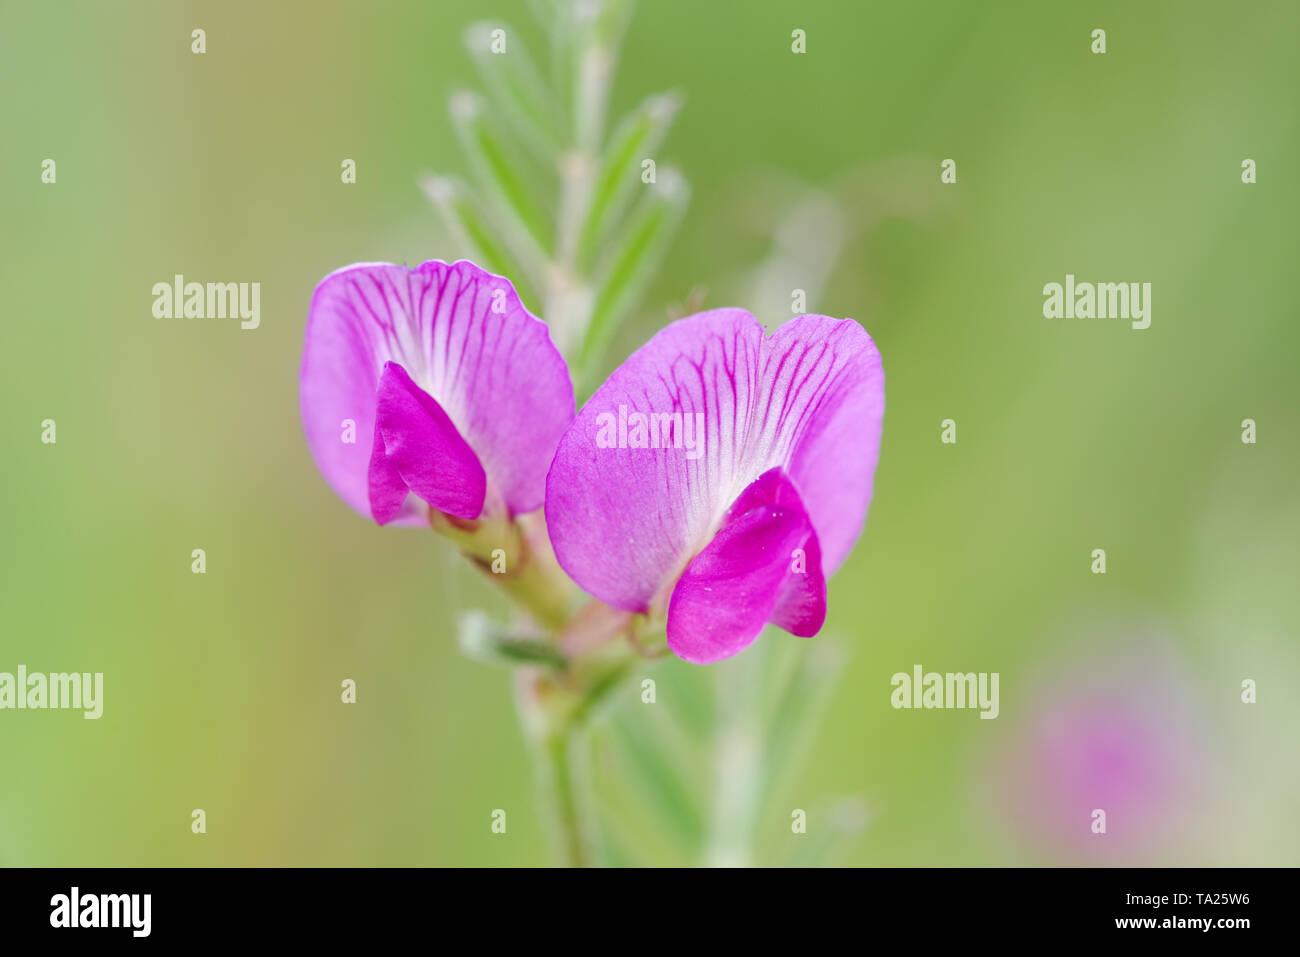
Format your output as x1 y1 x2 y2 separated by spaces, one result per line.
430 507 574 633
543 724 590 867
544 6 611 356
514 635 640 866
485 541 572 632
705 650 762 866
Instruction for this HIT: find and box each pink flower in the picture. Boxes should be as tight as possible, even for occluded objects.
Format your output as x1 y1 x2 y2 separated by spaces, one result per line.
545 309 885 663
986 643 1216 863
300 260 574 525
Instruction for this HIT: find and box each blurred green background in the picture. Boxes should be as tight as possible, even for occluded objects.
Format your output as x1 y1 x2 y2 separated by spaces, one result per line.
2 0 1297 866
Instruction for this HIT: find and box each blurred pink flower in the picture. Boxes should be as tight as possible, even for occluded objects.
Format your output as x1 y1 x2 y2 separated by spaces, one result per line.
989 644 1217 863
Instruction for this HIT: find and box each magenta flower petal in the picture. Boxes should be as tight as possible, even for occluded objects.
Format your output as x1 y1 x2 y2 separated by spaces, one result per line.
367 414 410 525
370 361 486 523
300 260 574 524
726 468 827 637
666 468 826 663
546 308 883 661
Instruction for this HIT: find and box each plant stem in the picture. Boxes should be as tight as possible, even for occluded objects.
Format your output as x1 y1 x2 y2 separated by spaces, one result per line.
516 667 597 868
545 6 610 356
484 536 572 632
543 724 590 867
430 507 574 633
705 651 762 867
513 626 641 866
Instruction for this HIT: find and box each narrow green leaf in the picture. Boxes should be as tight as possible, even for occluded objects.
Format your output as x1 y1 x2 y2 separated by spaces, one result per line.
524 0 576 125
575 92 681 275
456 611 566 669
763 641 843 791
464 21 562 161
608 710 703 850
578 168 689 374
576 0 635 50
569 0 635 152
449 90 553 259
525 0 565 23
419 174 543 311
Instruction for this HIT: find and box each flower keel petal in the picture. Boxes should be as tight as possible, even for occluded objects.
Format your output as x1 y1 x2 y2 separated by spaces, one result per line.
723 467 827 638
367 415 410 525
667 501 814 665
371 361 486 522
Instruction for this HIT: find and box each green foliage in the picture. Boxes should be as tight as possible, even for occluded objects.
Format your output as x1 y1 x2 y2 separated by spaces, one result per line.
425 0 686 363
590 634 867 866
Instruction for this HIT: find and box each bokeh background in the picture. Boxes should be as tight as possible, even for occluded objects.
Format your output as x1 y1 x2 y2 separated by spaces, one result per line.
2 0 1297 866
